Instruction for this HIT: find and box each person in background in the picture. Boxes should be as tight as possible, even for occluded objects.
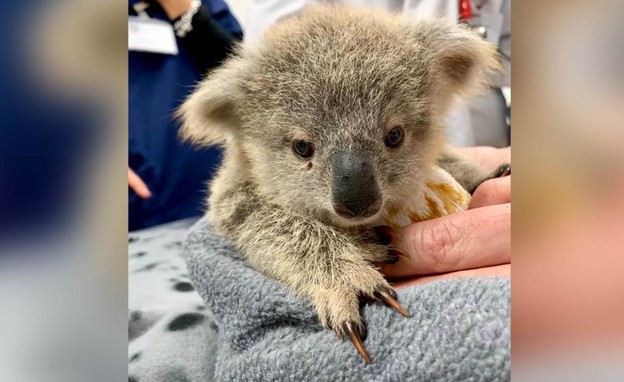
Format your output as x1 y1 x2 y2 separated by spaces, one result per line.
129 0 242 231
244 0 510 148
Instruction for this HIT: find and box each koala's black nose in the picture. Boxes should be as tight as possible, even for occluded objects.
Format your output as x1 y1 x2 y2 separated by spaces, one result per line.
331 150 382 219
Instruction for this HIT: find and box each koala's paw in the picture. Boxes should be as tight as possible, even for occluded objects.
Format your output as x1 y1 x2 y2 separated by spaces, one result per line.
312 268 410 364
469 163 512 194
361 225 410 265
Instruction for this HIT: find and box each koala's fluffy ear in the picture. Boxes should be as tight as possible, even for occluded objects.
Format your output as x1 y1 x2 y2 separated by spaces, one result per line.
413 20 501 99
176 59 247 146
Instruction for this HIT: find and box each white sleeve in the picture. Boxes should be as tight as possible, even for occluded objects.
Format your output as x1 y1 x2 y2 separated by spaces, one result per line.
401 0 458 23
243 0 326 43
244 0 458 42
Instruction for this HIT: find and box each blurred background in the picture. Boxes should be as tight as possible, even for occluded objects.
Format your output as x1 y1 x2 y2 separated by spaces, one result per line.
0 0 621 381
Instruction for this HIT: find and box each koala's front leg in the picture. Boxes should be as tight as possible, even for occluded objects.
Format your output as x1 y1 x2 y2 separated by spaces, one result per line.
210 184 411 363
438 148 511 194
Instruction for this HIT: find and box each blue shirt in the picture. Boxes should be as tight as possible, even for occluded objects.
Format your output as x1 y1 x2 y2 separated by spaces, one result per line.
129 0 242 231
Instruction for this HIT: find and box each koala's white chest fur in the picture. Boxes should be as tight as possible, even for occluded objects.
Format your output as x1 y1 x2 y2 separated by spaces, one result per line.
382 166 471 228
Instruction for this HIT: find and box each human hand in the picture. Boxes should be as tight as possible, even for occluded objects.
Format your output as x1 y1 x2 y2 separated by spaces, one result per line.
380 149 511 287
128 168 152 199
156 0 193 20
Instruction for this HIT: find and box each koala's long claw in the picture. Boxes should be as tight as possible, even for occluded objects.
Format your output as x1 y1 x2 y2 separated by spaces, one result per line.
492 163 511 178
343 322 371 364
386 246 410 264
374 289 411 318
372 225 401 245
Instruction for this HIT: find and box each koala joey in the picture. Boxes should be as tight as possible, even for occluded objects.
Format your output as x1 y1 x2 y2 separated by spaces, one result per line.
178 6 510 363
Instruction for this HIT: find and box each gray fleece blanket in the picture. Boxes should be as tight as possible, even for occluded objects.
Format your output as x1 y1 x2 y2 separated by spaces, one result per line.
184 217 510 381
128 218 509 381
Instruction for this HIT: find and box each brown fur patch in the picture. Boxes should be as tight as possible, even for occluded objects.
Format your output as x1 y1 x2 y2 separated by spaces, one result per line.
426 182 468 214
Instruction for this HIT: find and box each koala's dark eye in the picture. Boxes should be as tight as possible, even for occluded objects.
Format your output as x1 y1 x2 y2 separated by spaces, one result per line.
292 140 314 158
384 126 404 148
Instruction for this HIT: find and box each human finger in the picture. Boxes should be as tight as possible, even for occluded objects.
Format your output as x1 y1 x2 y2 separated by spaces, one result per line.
128 168 152 199
381 204 511 279
392 264 510 288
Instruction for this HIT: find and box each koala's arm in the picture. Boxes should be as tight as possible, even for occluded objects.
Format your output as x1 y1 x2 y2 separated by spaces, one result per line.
209 181 392 337
437 147 511 194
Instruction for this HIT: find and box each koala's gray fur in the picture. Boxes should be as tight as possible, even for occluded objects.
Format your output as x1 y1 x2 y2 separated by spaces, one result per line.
178 5 502 358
